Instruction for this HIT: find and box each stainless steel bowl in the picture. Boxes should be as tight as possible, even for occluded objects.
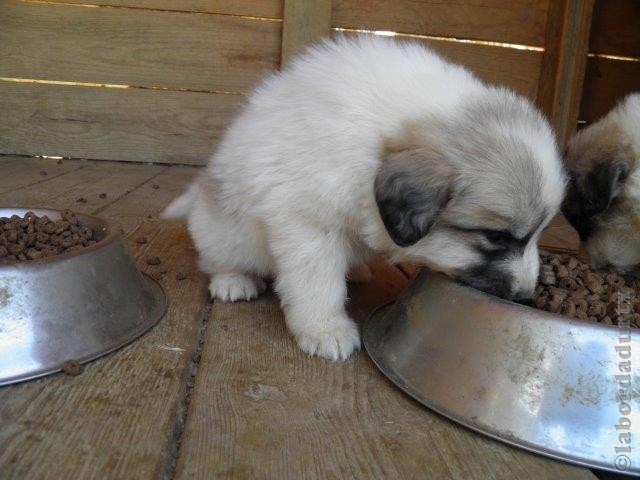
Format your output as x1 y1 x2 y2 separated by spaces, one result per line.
0 208 166 386
364 269 640 475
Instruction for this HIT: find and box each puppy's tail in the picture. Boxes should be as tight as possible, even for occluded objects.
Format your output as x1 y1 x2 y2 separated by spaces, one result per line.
162 182 198 221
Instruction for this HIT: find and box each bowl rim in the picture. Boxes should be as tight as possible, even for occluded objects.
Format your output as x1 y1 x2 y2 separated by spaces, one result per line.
0 207 119 268
416 267 637 333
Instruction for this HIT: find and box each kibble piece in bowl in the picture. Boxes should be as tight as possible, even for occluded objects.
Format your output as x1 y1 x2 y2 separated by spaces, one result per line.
534 253 639 328
0 210 97 262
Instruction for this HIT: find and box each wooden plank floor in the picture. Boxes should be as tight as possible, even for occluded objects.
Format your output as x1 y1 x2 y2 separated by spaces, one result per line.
0 157 594 480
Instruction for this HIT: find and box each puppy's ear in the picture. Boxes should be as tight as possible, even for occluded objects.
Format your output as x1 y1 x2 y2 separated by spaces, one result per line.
374 146 454 247
562 159 629 239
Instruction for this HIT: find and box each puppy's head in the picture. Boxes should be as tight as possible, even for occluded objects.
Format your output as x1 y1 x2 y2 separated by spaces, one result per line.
562 94 640 273
375 90 566 300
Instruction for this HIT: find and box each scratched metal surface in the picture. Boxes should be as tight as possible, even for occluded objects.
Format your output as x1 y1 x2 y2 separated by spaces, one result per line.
364 269 640 476
0 208 166 386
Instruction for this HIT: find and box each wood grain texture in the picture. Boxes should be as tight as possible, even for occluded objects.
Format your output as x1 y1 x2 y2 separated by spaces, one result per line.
0 160 595 479
590 0 640 58
0 156 83 194
281 0 332 65
0 1 281 93
340 31 542 99
0 159 165 214
536 0 594 147
175 257 595 480
0 82 245 164
0 160 209 479
28 0 284 17
579 57 640 124
331 0 550 46
539 215 581 254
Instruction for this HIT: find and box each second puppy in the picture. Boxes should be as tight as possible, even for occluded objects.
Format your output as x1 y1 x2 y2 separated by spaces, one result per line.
562 93 640 273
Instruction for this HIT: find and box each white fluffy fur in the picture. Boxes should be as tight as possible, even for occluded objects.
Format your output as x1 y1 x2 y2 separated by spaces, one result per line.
164 37 564 361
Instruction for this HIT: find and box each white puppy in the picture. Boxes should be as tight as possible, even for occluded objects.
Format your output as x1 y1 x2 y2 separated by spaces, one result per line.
164 36 566 361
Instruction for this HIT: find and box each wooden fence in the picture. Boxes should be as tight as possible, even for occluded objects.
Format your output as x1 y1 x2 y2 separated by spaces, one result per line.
0 0 638 165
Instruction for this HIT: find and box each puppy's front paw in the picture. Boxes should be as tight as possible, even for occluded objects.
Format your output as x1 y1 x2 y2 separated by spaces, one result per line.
295 317 361 361
209 273 266 302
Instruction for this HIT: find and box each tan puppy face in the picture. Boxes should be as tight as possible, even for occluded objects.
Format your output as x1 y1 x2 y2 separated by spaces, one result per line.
562 94 640 273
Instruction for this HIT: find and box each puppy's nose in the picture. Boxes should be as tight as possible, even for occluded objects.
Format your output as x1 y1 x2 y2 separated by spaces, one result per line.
512 286 534 304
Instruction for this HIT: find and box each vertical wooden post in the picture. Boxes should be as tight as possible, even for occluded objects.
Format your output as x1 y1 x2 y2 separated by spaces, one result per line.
281 0 332 67
537 0 595 148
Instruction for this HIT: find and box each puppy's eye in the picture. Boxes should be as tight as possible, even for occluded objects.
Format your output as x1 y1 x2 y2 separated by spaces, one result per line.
482 230 515 245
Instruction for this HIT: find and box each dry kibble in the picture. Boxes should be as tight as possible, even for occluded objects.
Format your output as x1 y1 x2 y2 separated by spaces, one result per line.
547 295 564 313
534 295 547 309
559 277 578 290
575 310 589 321
99 193 107 199
559 300 576 316
587 302 605 318
575 298 588 313
540 264 554 274
176 272 186 281
540 272 556 286
605 273 625 288
533 253 639 329
566 257 579 270
547 286 567 300
146 256 161 265
585 278 604 295
60 360 83 376
0 211 95 262
135 236 148 244
555 264 569 279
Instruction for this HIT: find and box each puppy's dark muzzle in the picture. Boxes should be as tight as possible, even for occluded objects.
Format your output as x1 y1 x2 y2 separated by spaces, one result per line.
456 270 515 301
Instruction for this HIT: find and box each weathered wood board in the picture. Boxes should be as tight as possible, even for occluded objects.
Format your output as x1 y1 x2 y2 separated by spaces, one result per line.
28 0 284 18
332 0 550 46
0 82 245 164
0 1 281 93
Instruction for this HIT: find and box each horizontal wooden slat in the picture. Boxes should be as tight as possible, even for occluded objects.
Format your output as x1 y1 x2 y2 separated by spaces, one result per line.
539 214 580 253
332 0 550 46
0 82 245 164
340 32 542 99
579 57 640 123
0 1 281 93
589 0 640 58
281 0 332 65
28 0 283 17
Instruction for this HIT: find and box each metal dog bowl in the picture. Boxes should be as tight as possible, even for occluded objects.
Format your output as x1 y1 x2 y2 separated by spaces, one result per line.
0 208 166 386
364 269 639 475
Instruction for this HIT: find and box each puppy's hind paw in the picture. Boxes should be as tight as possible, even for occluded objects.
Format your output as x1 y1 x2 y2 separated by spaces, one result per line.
209 273 266 302
295 318 361 361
